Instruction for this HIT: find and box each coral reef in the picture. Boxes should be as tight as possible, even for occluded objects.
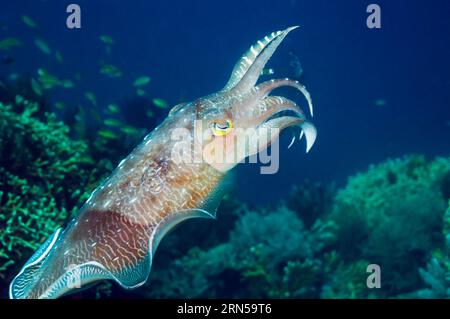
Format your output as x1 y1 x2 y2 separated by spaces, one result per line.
409 200 450 298
143 206 336 298
328 155 450 297
287 180 336 229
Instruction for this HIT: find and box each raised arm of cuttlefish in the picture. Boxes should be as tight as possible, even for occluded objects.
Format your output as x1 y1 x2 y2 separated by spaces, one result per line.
9 26 316 299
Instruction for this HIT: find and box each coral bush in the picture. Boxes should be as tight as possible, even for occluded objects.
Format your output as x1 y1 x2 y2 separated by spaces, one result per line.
142 206 336 298
0 97 111 296
287 180 335 229
409 200 450 298
328 155 450 297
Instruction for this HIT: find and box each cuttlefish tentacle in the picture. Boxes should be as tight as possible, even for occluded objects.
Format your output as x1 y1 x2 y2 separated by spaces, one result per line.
255 78 314 117
258 96 315 153
255 96 305 123
230 26 300 93
224 27 292 91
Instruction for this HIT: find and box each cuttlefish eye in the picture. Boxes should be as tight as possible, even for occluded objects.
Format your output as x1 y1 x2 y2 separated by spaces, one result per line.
212 119 233 136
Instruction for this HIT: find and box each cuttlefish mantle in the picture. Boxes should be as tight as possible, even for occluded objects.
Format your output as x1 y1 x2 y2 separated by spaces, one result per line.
10 26 316 299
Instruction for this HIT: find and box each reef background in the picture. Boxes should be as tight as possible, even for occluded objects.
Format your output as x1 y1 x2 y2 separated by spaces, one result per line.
1 0 450 298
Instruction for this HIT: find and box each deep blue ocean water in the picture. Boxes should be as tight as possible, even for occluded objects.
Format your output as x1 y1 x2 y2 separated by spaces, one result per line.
1 0 449 205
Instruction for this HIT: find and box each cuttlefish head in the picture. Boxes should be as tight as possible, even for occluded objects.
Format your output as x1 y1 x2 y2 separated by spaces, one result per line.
171 26 316 172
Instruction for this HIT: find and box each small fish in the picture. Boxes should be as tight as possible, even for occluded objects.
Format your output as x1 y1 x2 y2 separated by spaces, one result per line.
34 38 51 55
0 38 22 50
107 104 120 113
375 99 387 107
37 68 46 76
145 109 154 118
100 64 122 78
98 129 118 140
21 15 37 28
37 69 61 89
61 79 74 88
261 68 274 75
54 102 66 110
103 118 122 127
84 92 97 106
9 73 19 81
133 76 150 87
30 78 42 96
78 156 94 165
136 88 146 96
99 35 114 45
55 51 64 64
120 125 139 135
152 98 168 109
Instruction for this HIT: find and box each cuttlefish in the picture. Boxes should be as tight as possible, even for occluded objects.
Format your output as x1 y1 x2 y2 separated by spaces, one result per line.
9 26 316 299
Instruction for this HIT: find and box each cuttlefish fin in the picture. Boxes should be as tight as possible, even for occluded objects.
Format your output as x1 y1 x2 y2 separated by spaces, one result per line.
9 227 63 299
47 208 219 296
56 174 233 293
39 261 126 299
149 173 233 256
9 226 125 299
10 175 233 298
100 207 218 292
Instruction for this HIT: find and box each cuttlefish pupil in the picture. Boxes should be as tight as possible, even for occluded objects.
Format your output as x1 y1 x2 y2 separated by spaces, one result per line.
9 26 317 299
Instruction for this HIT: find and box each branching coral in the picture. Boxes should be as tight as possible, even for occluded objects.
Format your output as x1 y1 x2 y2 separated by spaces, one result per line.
328 155 450 297
143 206 336 298
287 180 336 229
321 259 374 299
410 200 450 298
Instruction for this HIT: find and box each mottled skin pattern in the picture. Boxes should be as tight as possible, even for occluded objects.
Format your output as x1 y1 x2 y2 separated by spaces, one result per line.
23 108 223 298
10 26 316 298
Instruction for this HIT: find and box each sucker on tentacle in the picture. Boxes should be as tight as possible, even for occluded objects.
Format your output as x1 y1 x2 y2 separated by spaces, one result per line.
10 26 317 299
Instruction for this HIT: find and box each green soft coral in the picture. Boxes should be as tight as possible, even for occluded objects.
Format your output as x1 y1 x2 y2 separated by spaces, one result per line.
144 206 336 298
410 200 450 298
329 155 450 297
0 97 110 292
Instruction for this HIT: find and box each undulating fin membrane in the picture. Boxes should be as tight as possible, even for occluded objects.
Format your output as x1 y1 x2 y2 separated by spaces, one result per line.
149 172 233 256
39 260 146 298
47 174 233 296
9 228 63 299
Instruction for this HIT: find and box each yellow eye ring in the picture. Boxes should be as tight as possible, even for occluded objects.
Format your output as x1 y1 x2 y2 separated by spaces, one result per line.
212 119 233 136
